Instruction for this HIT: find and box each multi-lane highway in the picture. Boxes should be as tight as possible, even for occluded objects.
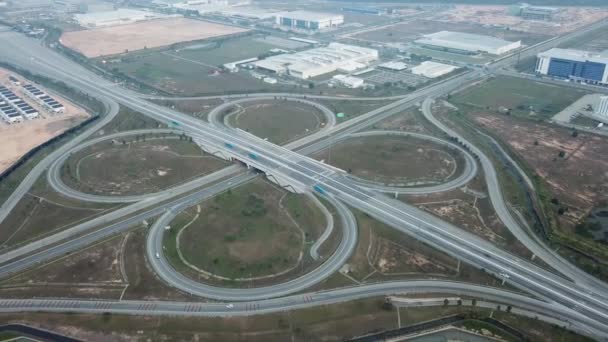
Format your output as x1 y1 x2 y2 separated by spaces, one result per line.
2 31 606 334
0 17 608 338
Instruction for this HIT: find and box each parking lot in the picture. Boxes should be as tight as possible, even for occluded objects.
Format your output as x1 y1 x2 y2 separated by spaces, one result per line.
361 70 426 87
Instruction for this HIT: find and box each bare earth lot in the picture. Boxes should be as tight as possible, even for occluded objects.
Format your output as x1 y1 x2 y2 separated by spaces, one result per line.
351 19 550 46
0 68 90 174
473 113 608 232
429 5 608 35
60 18 248 58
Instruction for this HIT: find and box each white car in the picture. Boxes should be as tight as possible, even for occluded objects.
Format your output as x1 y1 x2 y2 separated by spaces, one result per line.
226 304 234 309
155 252 160 259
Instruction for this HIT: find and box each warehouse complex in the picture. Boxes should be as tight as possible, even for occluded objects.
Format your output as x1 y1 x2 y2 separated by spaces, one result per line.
414 31 522 55
411 61 459 78
275 11 344 31
536 48 608 86
74 9 171 28
252 43 378 79
509 3 559 21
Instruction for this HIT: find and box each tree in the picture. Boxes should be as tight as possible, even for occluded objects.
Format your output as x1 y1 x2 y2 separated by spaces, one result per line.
497 305 502 311
457 299 463 306
443 298 449 306
471 298 477 307
308 82 315 89
558 151 566 158
507 305 512 313
572 130 579 138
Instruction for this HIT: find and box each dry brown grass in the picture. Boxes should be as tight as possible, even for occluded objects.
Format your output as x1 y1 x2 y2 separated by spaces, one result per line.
60 18 248 58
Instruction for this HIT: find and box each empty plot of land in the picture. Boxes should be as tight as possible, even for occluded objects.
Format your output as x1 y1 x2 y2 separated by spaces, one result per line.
111 51 275 95
60 18 248 58
352 19 550 46
166 179 326 281
61 137 227 196
226 100 326 145
563 26 608 52
0 69 90 174
452 76 588 120
473 113 608 231
317 135 462 186
430 5 608 36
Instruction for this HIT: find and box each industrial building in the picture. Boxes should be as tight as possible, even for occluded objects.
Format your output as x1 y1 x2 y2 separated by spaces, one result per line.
411 61 459 78
252 43 378 79
0 85 38 122
275 11 344 31
332 75 365 89
536 48 608 86
597 96 608 118
22 84 65 114
74 9 170 28
509 3 558 21
379 61 408 71
414 31 521 55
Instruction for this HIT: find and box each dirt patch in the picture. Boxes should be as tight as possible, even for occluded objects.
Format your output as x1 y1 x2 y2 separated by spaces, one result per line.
351 18 549 46
430 5 608 36
0 68 90 174
4 235 124 285
371 237 454 275
473 113 608 233
60 18 248 58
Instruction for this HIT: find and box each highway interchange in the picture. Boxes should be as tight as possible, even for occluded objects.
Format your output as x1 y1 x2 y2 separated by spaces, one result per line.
0 18 608 339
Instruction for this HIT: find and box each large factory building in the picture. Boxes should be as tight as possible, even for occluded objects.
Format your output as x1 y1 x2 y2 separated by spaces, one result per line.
252 43 377 79
536 48 608 86
275 11 344 30
414 31 521 55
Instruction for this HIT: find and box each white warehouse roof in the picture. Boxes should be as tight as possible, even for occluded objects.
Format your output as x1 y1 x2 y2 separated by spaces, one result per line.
252 43 378 79
415 31 521 55
276 10 343 22
74 9 171 28
411 61 459 78
538 48 608 64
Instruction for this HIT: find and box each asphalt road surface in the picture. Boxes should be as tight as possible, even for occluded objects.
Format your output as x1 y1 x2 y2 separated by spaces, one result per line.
0 19 608 338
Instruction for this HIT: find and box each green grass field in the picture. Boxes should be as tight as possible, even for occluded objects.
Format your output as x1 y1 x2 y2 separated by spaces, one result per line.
107 35 284 95
317 135 464 186
452 76 589 120
61 137 227 196
165 179 326 280
226 100 326 144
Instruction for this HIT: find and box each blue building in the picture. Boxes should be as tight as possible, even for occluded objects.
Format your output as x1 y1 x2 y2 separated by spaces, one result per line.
536 48 608 85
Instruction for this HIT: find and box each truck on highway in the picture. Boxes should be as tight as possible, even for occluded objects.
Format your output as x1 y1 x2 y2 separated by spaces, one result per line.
313 184 326 194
